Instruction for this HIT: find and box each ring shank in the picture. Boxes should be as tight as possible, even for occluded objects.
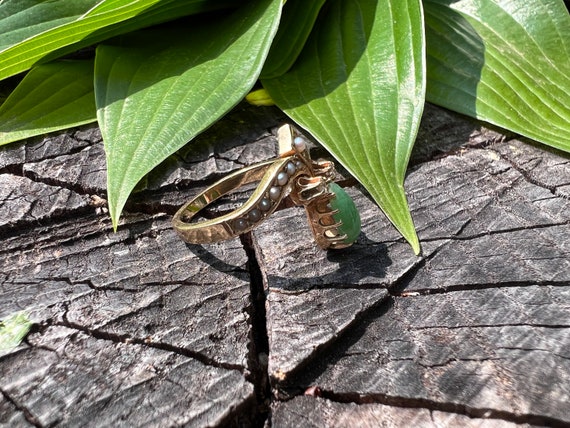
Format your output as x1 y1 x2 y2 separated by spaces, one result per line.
172 158 290 243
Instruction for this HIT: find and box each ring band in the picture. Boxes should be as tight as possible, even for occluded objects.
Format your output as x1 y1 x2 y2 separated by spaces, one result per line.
172 125 361 249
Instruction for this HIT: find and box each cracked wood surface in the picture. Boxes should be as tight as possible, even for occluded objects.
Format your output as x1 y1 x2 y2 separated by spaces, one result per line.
0 103 569 427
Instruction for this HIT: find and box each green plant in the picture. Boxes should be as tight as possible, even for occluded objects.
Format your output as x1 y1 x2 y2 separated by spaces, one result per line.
0 0 568 255
0 311 32 352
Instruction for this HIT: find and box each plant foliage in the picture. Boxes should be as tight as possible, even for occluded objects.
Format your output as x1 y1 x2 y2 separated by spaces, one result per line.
0 0 568 254
0 311 32 352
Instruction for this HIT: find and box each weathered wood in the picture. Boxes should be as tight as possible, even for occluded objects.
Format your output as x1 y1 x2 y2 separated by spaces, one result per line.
0 393 29 427
0 212 257 425
276 286 569 423
2 326 254 427
0 174 90 229
255 125 570 425
272 396 523 427
0 104 287 426
0 101 568 427
256 141 569 383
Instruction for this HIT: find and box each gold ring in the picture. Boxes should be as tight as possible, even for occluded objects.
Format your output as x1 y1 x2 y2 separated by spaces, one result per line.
172 125 361 249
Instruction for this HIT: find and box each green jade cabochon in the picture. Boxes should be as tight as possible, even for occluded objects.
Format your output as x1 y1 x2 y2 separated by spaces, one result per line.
328 183 361 244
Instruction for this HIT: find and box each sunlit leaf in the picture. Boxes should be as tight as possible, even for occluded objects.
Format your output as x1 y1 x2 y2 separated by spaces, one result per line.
0 0 235 81
96 0 282 228
263 0 425 254
0 0 99 52
0 60 96 146
424 0 570 152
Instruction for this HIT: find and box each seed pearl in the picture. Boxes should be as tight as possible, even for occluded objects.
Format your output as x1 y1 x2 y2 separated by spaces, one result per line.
286 161 296 176
248 209 262 222
269 186 281 201
293 137 306 153
234 218 248 231
276 171 288 186
259 198 272 212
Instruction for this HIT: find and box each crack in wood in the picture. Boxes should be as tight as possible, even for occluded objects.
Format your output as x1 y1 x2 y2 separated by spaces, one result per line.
489 147 569 199
20 168 101 199
391 280 570 297
0 163 24 177
421 220 570 243
497 346 570 361
269 282 391 295
412 323 570 331
0 338 31 359
314 388 570 428
240 232 272 427
56 317 245 374
416 356 503 369
0 212 166 252
44 274 244 294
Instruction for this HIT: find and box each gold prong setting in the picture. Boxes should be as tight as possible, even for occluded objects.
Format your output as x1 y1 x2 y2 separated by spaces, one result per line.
172 124 361 248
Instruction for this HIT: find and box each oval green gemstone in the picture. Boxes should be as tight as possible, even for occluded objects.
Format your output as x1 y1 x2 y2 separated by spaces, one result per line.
329 183 361 244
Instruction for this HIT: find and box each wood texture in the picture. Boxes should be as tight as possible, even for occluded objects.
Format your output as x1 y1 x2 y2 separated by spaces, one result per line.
0 103 568 427
272 396 522 428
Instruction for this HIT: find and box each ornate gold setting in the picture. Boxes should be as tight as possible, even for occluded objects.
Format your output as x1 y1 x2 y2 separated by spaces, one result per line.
172 124 358 249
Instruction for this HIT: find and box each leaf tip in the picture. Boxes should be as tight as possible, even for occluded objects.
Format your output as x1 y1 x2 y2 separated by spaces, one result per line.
398 215 421 256
108 197 122 233
409 236 422 256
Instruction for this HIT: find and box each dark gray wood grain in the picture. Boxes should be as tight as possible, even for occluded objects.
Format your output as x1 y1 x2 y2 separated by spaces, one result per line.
0 212 256 425
0 105 284 426
253 109 569 426
1 102 568 427
277 286 569 423
272 396 524 427
2 324 254 427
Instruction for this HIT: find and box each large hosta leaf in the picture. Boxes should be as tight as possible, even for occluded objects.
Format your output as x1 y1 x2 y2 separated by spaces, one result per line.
96 0 282 228
0 0 99 52
0 0 161 80
425 0 570 152
263 0 425 254
0 0 235 81
0 60 96 146
260 0 327 79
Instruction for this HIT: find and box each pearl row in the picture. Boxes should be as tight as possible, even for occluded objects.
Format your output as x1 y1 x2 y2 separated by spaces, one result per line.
232 160 299 232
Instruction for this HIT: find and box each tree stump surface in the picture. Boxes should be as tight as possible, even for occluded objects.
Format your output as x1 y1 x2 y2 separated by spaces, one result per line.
0 103 568 427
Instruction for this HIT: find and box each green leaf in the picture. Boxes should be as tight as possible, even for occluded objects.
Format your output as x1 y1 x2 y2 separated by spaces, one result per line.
246 88 276 106
0 0 99 52
263 0 425 254
96 0 283 228
260 0 327 79
0 0 235 81
0 311 32 352
0 60 96 146
424 0 570 152
0 0 161 80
